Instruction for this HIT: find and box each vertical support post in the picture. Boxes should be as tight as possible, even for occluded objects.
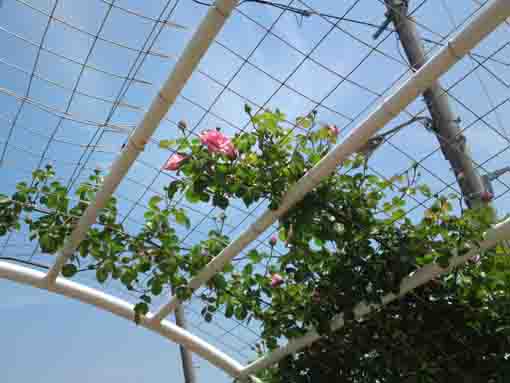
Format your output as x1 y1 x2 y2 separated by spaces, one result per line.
172 285 197 383
385 0 491 210
175 306 197 383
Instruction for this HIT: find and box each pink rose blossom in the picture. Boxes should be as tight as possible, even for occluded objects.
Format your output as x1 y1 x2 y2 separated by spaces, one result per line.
269 235 277 247
270 273 284 288
469 254 481 264
480 191 494 202
199 129 237 159
329 124 340 136
163 153 188 171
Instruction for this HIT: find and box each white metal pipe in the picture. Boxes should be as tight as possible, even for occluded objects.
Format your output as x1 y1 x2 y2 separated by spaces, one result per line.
45 0 239 284
240 217 510 376
0 261 244 377
151 0 510 323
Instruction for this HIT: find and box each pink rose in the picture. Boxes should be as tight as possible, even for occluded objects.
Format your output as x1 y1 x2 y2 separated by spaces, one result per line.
163 153 188 171
480 191 494 202
469 254 481 264
199 130 237 159
269 235 277 247
270 273 284 288
329 125 340 136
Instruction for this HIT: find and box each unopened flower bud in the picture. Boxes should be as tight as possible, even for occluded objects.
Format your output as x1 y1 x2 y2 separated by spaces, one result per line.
270 273 284 288
480 191 494 202
178 120 187 132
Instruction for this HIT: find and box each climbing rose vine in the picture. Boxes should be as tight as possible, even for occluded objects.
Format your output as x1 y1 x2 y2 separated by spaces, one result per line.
0 108 508 382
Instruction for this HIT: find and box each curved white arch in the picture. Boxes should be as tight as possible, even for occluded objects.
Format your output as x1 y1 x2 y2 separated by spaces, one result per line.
0 261 244 378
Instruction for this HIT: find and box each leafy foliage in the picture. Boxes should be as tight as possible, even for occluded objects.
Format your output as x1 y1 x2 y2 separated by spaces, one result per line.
1 108 508 380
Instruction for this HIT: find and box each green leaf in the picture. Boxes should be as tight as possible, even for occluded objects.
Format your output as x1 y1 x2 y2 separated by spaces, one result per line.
225 303 234 318
134 302 149 325
175 286 192 301
174 209 190 229
437 255 450 269
151 280 164 296
248 249 262 263
96 267 108 284
391 208 406 222
314 238 324 247
243 263 253 276
62 264 78 278
392 196 406 207
121 269 137 286
185 187 201 204
418 184 432 197
166 180 182 200
0 194 10 205
212 194 229 210
212 274 227 290
296 116 311 129
234 306 247 321
39 234 58 253
149 195 162 210
159 139 177 149
137 260 151 273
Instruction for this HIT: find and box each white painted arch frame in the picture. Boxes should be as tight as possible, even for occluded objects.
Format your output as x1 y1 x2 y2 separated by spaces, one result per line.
0 261 245 377
1 0 510 380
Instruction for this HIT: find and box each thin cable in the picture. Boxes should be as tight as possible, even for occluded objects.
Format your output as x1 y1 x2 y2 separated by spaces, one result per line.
440 0 510 142
0 26 152 85
64 0 182 191
98 0 188 30
0 57 143 111
0 86 136 132
15 0 176 60
0 257 49 270
0 0 58 165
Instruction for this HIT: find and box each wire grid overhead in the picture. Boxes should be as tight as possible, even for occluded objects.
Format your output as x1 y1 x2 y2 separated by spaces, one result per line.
0 0 509 370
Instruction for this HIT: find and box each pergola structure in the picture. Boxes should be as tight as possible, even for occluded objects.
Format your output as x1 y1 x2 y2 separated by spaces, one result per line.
1 0 509 380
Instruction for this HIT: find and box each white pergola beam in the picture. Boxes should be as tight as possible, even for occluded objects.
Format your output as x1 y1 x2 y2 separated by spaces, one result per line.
45 0 239 284
240 217 510 376
0 261 245 377
151 0 510 323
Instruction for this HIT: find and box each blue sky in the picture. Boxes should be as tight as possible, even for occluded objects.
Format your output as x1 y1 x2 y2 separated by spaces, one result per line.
0 0 508 382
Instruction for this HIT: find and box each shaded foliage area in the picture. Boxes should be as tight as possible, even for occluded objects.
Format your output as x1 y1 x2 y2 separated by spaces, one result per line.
271 282 510 383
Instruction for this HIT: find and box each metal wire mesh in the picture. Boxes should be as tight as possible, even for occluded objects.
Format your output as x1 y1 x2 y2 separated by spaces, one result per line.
0 0 508 374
